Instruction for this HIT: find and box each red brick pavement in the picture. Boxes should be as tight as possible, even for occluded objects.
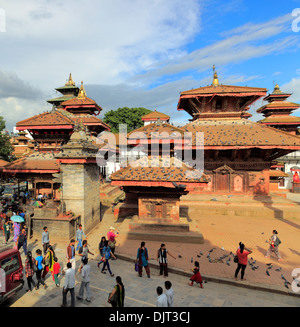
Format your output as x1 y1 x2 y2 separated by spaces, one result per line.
113 214 300 292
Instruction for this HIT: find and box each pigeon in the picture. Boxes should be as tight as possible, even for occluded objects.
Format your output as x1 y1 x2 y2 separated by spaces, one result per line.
251 266 255 271
281 274 286 280
207 253 210 258
208 258 212 263
209 248 216 253
266 263 272 266
221 246 225 251
178 255 182 258
266 270 270 276
191 257 193 263
261 232 264 235
284 281 289 289
197 255 201 258
268 265 273 270
226 261 230 266
199 251 203 255
275 267 281 272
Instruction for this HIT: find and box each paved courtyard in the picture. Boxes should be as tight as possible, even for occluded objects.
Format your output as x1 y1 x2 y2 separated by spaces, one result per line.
1 192 300 307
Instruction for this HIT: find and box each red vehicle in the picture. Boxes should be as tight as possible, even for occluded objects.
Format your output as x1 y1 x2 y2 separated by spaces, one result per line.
0 246 24 305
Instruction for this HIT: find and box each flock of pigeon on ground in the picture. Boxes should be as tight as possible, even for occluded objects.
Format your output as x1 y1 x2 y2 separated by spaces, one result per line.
178 245 297 290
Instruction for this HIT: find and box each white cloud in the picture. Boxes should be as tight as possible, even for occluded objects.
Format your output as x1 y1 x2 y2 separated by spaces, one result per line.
0 0 201 88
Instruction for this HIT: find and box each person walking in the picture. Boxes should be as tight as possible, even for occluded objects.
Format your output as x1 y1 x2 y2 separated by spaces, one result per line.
42 226 50 255
78 240 94 263
35 249 47 289
17 227 27 255
42 245 55 281
61 262 75 307
3 217 12 244
164 281 174 307
66 239 76 271
97 236 106 268
13 221 21 246
265 230 282 261
136 241 150 278
76 224 86 251
157 243 176 277
107 227 119 257
108 276 125 307
156 286 168 307
189 261 203 288
234 242 252 281
101 240 116 277
76 258 91 303
25 251 37 292
53 257 61 287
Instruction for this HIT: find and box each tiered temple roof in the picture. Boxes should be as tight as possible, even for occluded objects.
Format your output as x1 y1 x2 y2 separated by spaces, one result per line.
257 84 300 134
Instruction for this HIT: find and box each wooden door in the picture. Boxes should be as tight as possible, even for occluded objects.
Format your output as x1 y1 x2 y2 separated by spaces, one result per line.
217 173 229 192
155 203 163 218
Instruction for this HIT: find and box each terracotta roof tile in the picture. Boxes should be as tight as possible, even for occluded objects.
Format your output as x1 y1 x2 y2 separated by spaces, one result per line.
257 101 299 113
127 123 184 142
3 152 59 172
269 170 289 177
180 84 267 96
16 110 74 128
259 116 300 124
141 110 170 120
110 156 210 183
183 118 300 148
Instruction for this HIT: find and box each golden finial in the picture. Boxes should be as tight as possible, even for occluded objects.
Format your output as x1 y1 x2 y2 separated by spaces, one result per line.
273 83 282 94
77 81 87 98
212 65 219 87
65 73 75 86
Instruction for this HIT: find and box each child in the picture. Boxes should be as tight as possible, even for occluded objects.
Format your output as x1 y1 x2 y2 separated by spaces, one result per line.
189 261 203 288
157 243 176 277
53 257 61 287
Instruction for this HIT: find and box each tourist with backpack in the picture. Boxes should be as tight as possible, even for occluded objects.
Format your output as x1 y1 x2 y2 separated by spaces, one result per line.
265 230 282 261
101 240 116 277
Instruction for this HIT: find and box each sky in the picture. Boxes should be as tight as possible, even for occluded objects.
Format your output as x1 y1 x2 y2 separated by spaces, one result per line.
0 0 300 131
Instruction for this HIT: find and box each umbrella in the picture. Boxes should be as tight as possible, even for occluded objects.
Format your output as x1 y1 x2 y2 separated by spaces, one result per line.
31 201 43 207
10 215 25 223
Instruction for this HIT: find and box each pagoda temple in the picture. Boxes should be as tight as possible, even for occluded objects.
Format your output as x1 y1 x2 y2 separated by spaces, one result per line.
176 67 300 195
141 109 170 126
3 75 110 199
257 84 300 135
47 73 79 108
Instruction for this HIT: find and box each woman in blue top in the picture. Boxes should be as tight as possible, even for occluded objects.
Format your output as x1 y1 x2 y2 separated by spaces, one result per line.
101 240 116 277
35 249 47 289
136 241 150 278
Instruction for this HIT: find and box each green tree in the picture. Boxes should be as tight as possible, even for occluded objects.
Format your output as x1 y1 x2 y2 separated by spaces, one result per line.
103 107 152 133
0 116 14 162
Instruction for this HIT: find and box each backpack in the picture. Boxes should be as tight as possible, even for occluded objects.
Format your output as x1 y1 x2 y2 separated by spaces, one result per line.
274 237 281 247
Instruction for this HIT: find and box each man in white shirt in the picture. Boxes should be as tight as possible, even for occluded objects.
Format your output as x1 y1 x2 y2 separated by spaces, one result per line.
156 286 168 307
76 258 91 302
62 262 75 307
165 280 174 307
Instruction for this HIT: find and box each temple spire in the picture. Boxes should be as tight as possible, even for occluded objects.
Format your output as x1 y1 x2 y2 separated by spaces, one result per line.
65 73 75 86
77 81 87 99
212 65 219 87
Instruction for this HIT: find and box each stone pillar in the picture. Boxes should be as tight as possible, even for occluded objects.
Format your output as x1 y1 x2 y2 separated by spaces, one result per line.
56 127 101 234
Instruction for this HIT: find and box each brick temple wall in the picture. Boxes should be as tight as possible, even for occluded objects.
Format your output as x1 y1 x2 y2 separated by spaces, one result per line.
61 163 100 234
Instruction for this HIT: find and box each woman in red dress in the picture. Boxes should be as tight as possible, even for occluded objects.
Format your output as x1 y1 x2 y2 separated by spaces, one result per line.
189 261 203 288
